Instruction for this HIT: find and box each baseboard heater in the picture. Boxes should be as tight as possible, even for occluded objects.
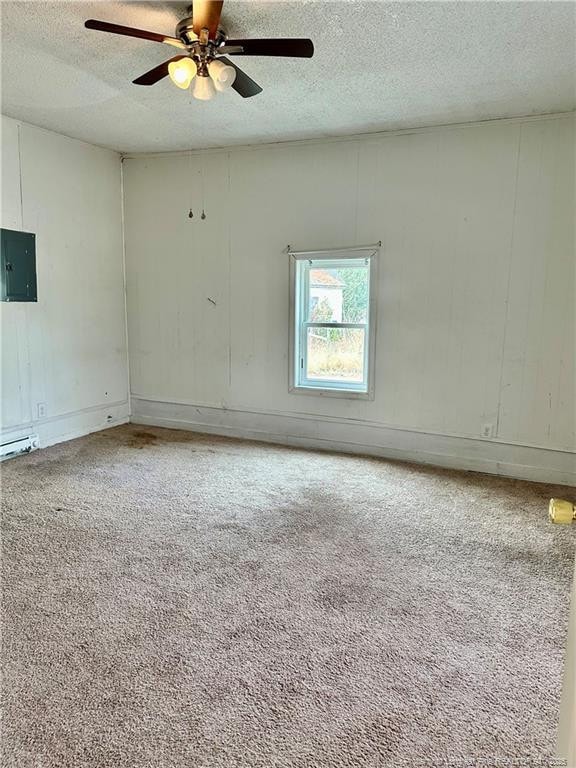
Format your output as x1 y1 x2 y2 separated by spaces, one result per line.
0 434 39 459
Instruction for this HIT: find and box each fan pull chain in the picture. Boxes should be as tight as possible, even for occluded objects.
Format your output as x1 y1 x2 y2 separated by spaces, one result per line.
199 156 207 219
187 148 194 219
199 111 207 220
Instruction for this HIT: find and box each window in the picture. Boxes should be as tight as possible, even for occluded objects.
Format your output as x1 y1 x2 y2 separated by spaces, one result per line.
290 247 377 398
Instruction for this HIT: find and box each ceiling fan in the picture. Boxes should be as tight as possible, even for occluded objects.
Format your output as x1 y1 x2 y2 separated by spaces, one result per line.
85 1 314 100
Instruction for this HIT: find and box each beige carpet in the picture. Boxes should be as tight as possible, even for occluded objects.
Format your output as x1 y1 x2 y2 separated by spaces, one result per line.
1 424 575 767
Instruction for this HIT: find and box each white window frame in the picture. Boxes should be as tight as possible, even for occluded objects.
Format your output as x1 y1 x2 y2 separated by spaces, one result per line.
288 244 379 400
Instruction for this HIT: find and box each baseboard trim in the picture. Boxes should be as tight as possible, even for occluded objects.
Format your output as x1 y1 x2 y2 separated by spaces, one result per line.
131 398 576 486
1 400 130 451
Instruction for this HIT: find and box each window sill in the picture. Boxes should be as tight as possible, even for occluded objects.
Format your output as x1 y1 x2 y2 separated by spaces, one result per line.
289 384 374 401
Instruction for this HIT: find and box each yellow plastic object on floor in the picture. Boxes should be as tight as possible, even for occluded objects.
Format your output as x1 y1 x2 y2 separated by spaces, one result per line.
549 498 576 525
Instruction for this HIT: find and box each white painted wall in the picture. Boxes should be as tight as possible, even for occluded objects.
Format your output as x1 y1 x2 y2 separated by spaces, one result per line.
0 117 129 448
124 114 575 483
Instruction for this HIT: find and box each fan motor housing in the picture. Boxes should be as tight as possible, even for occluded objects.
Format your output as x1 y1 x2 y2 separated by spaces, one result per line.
175 16 196 45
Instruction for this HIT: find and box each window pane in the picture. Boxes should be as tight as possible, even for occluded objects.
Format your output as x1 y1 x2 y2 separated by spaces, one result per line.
306 327 365 384
307 262 369 324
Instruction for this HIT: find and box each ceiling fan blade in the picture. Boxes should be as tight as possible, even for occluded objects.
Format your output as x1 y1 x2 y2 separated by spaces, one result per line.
218 56 262 98
133 56 187 85
84 19 186 49
223 38 314 58
217 45 244 55
192 1 224 39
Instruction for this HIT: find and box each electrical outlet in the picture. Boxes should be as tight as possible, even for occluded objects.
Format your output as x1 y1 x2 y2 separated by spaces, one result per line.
481 423 494 438
37 402 47 419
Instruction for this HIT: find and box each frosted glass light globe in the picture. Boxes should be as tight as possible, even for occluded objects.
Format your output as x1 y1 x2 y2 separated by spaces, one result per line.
208 59 237 91
168 58 197 89
193 74 217 101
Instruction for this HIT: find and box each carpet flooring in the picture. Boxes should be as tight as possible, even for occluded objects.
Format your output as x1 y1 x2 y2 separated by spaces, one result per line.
1 424 575 768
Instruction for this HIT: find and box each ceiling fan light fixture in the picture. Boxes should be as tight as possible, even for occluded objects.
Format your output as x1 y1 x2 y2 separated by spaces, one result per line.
85 3 314 98
208 58 237 91
193 72 217 100
168 57 197 89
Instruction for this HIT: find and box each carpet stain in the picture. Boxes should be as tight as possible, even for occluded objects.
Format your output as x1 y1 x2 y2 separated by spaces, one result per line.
1 424 574 768
127 430 159 448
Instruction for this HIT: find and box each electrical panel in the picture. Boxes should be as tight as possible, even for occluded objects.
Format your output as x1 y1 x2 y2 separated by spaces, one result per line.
1 228 37 302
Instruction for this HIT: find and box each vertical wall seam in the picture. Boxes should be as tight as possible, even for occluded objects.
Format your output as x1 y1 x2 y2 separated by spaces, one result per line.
119 155 132 418
353 142 361 243
16 123 34 426
16 122 24 230
495 125 523 439
227 151 232 391
15 124 24 420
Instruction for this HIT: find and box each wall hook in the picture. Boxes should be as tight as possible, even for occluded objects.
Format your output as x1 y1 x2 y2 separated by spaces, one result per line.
188 209 194 219
201 209 206 220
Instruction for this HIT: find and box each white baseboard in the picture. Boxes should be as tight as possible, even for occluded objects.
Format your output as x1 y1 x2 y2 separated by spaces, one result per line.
131 397 576 486
1 400 130 452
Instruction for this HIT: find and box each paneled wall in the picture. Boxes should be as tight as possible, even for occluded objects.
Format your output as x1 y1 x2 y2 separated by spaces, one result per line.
0 117 129 446
128 114 574 481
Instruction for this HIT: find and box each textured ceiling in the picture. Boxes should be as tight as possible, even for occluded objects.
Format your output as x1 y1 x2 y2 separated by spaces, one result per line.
1 1 575 153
